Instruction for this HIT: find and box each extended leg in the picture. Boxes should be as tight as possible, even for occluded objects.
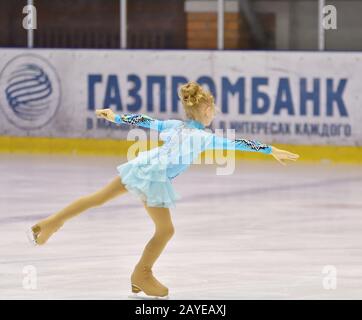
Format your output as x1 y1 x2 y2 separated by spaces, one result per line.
31 176 127 245
131 203 175 297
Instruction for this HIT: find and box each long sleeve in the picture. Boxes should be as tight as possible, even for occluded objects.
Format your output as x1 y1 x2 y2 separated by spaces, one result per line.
114 113 182 132
205 133 272 154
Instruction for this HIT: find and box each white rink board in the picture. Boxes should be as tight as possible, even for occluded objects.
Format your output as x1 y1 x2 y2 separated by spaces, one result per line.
0 49 361 146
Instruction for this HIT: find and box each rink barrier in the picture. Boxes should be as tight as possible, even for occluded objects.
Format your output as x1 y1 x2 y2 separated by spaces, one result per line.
0 136 362 164
1 49 361 147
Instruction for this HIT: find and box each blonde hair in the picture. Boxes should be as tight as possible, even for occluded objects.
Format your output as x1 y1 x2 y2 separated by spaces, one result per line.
178 81 215 120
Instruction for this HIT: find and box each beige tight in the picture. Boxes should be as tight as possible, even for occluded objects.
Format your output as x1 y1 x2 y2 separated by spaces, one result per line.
32 176 175 274
137 203 175 269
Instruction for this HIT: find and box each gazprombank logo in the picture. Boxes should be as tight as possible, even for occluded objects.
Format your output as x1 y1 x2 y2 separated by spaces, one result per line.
0 54 61 130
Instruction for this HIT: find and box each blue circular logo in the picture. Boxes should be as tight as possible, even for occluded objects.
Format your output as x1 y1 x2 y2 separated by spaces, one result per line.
0 54 61 130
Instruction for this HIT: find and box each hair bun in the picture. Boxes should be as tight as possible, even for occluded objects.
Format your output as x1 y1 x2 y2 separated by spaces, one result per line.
179 81 202 107
178 81 214 119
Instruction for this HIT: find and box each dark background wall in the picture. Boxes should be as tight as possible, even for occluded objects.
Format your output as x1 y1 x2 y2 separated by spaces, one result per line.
128 0 186 49
0 0 186 49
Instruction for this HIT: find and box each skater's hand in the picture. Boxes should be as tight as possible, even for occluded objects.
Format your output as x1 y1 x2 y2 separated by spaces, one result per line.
95 108 116 122
270 146 299 166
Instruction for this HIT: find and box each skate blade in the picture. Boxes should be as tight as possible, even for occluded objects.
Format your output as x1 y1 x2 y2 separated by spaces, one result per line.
128 292 169 300
26 228 38 247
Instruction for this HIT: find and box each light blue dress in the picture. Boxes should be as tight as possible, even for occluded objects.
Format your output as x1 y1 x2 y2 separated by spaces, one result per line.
114 114 272 208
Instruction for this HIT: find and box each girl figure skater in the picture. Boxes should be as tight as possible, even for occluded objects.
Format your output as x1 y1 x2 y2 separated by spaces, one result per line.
27 81 299 299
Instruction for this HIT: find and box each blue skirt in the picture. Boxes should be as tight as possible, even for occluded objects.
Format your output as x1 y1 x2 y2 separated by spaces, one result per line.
116 157 181 208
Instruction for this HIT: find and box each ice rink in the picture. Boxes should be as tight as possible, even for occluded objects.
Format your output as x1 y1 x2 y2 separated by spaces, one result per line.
1 153 362 299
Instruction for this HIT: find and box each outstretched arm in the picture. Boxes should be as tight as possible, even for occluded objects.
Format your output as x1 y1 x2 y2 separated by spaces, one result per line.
206 133 272 154
205 133 299 165
95 108 181 131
